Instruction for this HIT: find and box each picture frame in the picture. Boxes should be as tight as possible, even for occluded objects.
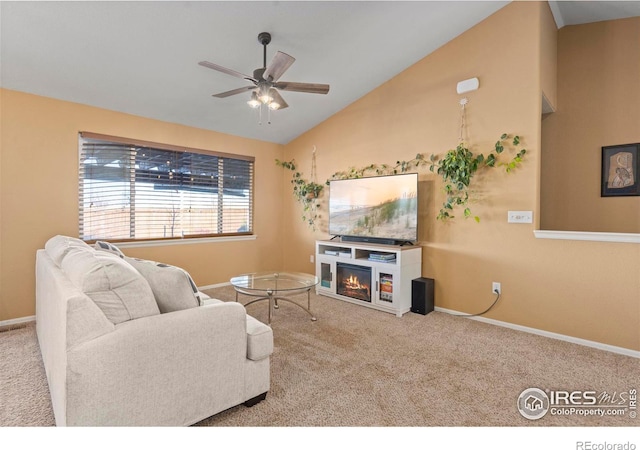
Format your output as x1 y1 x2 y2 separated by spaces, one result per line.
601 143 640 197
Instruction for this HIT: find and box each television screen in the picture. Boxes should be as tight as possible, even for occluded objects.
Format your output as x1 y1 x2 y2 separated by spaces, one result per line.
328 173 418 242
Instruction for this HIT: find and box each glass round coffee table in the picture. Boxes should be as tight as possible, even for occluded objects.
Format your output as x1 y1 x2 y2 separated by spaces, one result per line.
230 272 319 325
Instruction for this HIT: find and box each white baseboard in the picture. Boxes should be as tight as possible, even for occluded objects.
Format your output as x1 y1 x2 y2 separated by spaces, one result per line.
196 284 640 358
0 315 35 328
435 306 640 359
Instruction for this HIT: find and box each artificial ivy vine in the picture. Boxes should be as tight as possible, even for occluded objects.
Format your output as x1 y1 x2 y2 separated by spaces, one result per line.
326 134 526 222
277 134 526 228
428 134 526 222
276 156 324 230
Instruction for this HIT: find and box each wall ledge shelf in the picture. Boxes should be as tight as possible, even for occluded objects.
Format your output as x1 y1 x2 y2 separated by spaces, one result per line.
534 230 640 244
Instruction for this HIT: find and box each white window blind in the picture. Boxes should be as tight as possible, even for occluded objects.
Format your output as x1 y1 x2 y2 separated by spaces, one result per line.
79 133 254 242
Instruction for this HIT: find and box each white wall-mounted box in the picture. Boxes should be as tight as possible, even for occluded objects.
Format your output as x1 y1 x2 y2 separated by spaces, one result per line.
508 211 533 223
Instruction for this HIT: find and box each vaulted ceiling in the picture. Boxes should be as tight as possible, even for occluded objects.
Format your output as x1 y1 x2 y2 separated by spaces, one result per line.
2 1 638 144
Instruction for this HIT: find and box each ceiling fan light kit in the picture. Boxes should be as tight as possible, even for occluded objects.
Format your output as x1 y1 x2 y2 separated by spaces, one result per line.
199 32 330 124
247 92 261 108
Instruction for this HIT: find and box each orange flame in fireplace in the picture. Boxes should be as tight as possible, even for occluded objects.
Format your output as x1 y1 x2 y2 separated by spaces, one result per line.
346 275 367 291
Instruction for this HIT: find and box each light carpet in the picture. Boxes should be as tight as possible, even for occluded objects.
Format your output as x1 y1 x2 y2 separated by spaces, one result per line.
1 286 638 427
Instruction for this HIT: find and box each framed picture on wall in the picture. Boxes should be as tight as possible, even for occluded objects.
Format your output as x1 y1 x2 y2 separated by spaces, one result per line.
601 143 640 197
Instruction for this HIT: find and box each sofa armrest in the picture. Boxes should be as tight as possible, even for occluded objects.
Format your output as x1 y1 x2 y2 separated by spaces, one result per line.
65 302 250 426
246 315 273 361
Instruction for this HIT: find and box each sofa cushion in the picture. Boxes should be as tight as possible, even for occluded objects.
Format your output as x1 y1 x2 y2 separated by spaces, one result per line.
61 248 160 324
94 241 125 258
125 257 201 313
245 315 273 361
45 235 92 267
201 296 222 306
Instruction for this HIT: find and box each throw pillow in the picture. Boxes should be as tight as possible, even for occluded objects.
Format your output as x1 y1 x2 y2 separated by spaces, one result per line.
94 240 125 258
61 247 160 324
44 235 92 267
125 257 201 313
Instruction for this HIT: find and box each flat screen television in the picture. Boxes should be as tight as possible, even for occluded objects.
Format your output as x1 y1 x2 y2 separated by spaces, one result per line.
328 173 418 245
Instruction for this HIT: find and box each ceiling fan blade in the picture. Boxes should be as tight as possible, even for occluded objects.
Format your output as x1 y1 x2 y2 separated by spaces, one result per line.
198 61 257 83
262 51 295 82
273 81 330 95
212 86 256 98
270 89 289 110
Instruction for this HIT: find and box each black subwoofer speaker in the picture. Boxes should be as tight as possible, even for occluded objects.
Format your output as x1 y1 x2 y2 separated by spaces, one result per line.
411 277 434 315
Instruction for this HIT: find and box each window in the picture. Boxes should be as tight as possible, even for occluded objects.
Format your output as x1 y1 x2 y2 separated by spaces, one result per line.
79 132 254 242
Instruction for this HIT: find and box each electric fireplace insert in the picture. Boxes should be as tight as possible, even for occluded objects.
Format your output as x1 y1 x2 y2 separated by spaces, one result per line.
336 263 372 302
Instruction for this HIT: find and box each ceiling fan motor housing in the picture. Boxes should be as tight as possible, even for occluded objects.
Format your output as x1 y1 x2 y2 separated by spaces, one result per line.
253 68 267 81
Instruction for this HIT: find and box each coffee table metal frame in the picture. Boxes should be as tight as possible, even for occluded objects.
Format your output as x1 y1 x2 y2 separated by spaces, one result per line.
230 272 318 325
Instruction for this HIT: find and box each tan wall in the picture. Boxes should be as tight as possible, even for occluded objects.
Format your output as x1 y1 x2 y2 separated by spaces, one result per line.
282 2 640 351
541 17 640 232
0 89 284 321
540 1 558 111
2 2 638 351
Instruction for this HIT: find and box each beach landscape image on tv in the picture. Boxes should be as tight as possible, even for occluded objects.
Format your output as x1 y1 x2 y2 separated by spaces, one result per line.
328 173 418 242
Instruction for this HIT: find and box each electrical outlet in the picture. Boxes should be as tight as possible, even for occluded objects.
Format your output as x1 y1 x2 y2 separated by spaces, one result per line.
492 282 501 294
310 255 314 263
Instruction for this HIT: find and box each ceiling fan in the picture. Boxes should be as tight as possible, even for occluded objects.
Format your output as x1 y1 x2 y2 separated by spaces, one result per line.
198 32 330 112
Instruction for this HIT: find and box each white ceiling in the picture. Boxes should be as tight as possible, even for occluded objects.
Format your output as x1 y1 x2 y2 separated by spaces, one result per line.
2 1 639 145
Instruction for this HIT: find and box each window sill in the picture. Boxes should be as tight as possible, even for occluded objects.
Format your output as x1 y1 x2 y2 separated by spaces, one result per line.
534 230 640 244
114 234 257 249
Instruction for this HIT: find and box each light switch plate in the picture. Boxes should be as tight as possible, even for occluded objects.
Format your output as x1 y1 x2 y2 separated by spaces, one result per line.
508 211 533 223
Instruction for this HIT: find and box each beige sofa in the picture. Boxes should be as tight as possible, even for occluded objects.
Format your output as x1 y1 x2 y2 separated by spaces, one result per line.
35 235 273 426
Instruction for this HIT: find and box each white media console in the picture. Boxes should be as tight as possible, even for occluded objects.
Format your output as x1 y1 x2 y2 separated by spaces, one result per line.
315 239 422 317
